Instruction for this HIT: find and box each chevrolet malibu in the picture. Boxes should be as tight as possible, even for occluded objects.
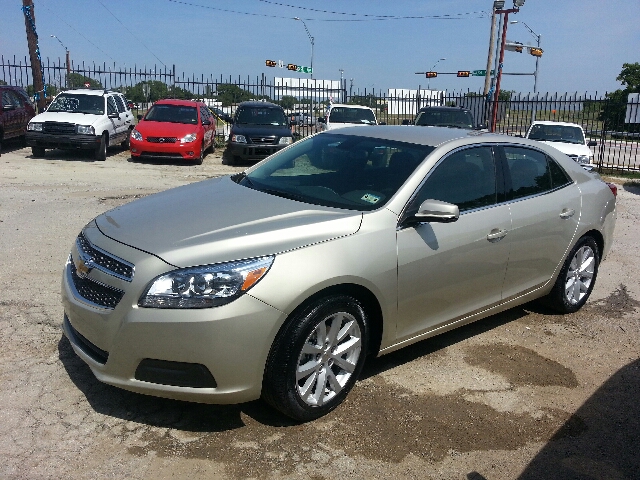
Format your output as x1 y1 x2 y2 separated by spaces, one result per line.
62 126 617 421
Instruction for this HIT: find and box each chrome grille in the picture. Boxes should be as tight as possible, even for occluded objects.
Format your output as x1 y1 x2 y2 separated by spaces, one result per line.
43 122 76 135
69 260 124 310
147 136 178 143
76 233 134 281
249 136 277 145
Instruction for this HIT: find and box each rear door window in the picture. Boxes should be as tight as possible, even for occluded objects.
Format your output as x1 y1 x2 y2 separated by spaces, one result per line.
503 146 571 200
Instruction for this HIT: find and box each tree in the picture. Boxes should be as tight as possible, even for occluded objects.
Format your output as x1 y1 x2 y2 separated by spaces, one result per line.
599 62 640 132
215 84 269 106
67 73 102 89
26 83 58 98
278 95 297 110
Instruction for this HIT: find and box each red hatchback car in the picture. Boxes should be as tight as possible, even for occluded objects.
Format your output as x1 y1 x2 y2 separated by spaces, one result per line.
130 99 216 164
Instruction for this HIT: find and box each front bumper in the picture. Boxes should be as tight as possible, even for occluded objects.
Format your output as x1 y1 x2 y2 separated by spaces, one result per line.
130 138 202 161
226 142 287 161
61 231 286 404
26 131 100 150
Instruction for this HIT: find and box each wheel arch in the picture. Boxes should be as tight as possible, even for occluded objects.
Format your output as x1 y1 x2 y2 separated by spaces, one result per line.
281 283 384 358
580 228 604 262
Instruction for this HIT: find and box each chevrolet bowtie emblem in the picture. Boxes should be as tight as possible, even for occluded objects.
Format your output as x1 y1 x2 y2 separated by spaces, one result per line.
75 255 94 278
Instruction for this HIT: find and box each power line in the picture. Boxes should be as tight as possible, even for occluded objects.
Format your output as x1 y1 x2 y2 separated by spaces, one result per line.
169 0 484 21
94 0 166 66
38 0 116 62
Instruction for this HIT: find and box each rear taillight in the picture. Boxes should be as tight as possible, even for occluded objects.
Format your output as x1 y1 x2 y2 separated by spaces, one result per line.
606 182 617 198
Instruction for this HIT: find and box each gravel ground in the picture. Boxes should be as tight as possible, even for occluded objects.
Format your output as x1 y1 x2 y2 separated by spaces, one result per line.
1 144 638 480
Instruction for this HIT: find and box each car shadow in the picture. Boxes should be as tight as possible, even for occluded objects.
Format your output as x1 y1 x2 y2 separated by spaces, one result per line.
127 155 204 167
622 181 640 195
516 357 640 480
57 335 298 430
30 147 122 162
0 137 27 154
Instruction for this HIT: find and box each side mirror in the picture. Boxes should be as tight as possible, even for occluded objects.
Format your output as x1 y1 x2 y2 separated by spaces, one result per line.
515 134 523 138
108 112 120 119
413 199 459 224
202 119 211 125
401 119 411 126
317 117 326 124
475 123 488 130
587 140 597 147
378 121 387 126
137 114 143 121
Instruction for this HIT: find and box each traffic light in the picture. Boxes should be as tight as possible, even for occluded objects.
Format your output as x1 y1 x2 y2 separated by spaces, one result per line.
265 60 277 67
425 72 438 78
457 71 471 78
505 42 524 53
529 47 543 57
287 64 298 71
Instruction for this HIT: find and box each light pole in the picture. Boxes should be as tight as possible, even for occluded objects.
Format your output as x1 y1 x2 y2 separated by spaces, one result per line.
428 58 446 90
50 34 71 78
294 17 314 80
483 1 504 95
510 20 541 93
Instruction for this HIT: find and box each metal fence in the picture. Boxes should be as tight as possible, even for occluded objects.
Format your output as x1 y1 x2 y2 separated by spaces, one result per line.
2 55 639 173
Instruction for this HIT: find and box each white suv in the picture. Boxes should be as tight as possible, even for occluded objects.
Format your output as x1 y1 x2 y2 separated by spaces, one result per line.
26 88 134 160
317 104 378 131
525 121 597 168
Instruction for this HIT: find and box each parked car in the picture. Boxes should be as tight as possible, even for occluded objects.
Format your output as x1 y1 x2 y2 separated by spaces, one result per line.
61 126 617 422
226 101 293 165
317 104 378 131
26 88 134 160
130 99 215 165
411 105 484 130
0 85 36 152
526 121 597 168
209 106 233 124
289 112 313 126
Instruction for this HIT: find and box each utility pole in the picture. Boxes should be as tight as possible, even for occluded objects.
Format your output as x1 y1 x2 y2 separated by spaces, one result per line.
483 3 500 95
490 6 519 132
22 0 46 112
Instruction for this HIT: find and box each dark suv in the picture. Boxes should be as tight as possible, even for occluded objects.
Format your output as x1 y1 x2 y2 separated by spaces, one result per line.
412 106 484 130
0 85 36 153
226 101 293 165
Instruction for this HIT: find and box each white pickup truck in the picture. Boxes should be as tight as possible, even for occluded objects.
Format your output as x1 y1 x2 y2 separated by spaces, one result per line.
525 121 597 168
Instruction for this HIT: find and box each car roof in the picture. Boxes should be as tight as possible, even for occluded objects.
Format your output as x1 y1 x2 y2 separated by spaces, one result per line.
238 101 283 109
417 106 471 113
154 99 203 107
329 103 374 110
530 120 584 128
57 89 115 96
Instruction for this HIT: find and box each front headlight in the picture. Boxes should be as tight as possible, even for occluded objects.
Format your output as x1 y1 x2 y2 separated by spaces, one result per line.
76 125 95 135
231 134 247 143
180 133 197 143
27 122 43 132
138 256 274 309
577 155 590 163
130 129 143 141
278 136 293 145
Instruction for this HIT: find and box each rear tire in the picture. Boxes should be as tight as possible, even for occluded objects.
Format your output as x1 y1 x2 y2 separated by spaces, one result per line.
262 295 369 422
95 134 107 161
120 129 131 149
195 142 205 165
32 146 45 158
542 235 600 313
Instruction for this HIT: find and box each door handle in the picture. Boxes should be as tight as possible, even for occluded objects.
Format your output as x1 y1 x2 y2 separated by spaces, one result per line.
486 228 508 242
559 208 575 219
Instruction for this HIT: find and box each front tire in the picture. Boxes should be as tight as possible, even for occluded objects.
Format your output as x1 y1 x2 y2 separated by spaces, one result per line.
32 146 45 157
120 129 131 149
262 295 369 422
543 235 600 313
95 134 107 161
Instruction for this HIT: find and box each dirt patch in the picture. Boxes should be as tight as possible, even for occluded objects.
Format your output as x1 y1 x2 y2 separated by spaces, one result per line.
463 344 578 388
586 284 640 319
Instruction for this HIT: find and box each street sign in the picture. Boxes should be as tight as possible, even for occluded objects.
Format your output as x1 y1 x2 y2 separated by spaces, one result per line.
296 66 313 74
471 70 495 76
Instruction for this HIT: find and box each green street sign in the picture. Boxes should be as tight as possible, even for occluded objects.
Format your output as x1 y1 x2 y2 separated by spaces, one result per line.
296 66 313 74
472 69 495 76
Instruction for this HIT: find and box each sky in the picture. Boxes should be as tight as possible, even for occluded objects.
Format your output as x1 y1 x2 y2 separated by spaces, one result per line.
1 0 638 96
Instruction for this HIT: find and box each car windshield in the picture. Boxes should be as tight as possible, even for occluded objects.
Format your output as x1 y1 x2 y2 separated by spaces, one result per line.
235 107 287 126
235 133 434 211
527 124 585 144
47 94 104 115
415 109 474 129
328 107 376 125
145 104 198 124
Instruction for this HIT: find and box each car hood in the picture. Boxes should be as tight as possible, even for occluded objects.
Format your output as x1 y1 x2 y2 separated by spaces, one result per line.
135 120 199 137
95 176 362 267
536 140 591 157
31 111 104 125
230 124 291 138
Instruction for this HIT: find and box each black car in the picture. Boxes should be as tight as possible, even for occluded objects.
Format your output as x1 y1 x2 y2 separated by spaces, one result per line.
409 106 485 130
226 101 293 165
209 106 233 124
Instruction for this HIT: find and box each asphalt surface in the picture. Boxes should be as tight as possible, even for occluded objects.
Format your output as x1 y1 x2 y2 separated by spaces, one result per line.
1 143 638 480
